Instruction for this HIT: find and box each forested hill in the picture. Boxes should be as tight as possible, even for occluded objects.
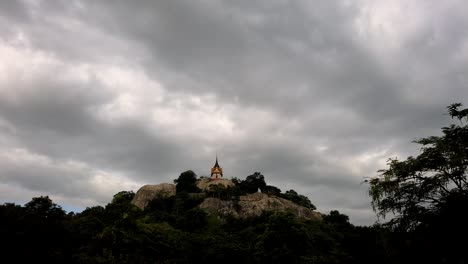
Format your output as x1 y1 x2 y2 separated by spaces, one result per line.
1 171 467 263
1 171 382 264
130 171 322 221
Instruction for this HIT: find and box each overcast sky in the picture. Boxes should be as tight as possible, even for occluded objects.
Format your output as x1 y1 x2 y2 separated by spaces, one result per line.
0 0 467 225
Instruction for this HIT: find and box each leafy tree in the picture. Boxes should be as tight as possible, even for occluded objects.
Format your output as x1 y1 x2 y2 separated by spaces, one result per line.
112 190 135 204
254 213 311 262
175 208 208 231
262 185 281 195
206 184 235 200
174 170 201 193
240 172 267 193
18 196 70 262
0 202 25 221
323 210 350 225
102 191 141 232
281 190 317 210
24 195 65 219
368 103 468 231
71 206 106 244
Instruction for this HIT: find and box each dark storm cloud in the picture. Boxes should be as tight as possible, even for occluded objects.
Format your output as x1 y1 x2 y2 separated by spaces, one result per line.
80 0 466 128
0 1 31 23
0 0 467 225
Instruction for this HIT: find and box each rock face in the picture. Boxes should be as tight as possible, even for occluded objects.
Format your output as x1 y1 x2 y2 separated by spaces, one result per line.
131 178 235 210
131 183 176 209
132 181 322 221
199 192 322 221
196 178 235 191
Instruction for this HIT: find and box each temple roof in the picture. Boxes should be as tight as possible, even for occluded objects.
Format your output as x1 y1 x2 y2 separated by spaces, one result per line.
213 155 220 168
211 154 223 177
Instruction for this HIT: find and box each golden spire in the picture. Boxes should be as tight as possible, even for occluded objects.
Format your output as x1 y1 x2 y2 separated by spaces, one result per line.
211 153 223 179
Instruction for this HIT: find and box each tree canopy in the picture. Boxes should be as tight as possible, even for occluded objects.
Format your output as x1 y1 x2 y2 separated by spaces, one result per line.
1 194 382 263
368 103 468 231
174 170 201 193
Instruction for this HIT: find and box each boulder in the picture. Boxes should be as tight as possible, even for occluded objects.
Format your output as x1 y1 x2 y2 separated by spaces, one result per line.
131 183 176 209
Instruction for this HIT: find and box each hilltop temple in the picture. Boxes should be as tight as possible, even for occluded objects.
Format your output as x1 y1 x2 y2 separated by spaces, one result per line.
210 155 223 179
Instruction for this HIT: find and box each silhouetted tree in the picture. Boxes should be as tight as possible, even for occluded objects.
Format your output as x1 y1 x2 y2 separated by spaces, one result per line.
368 103 468 263
262 185 281 195
324 210 350 225
368 103 468 231
24 195 65 219
241 172 267 193
282 190 317 210
174 170 201 193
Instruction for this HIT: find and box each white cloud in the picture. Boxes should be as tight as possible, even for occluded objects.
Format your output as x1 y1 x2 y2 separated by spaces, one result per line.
0 147 142 207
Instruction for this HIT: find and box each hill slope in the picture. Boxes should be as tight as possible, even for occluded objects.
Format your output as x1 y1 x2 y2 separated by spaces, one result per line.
131 179 321 220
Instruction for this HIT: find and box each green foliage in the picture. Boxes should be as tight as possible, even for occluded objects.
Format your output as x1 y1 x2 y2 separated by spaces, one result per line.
324 210 350 225
229 172 267 194
111 191 135 204
205 183 236 200
0 197 71 262
0 190 386 263
263 185 281 195
280 190 317 210
254 213 311 262
24 195 66 219
174 170 201 193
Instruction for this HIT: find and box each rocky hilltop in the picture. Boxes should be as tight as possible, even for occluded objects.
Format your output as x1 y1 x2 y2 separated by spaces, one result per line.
196 177 235 190
131 179 321 221
199 192 322 220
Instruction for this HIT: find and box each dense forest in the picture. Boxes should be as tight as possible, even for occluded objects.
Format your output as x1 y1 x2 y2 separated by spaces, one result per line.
0 180 383 264
1 104 467 263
